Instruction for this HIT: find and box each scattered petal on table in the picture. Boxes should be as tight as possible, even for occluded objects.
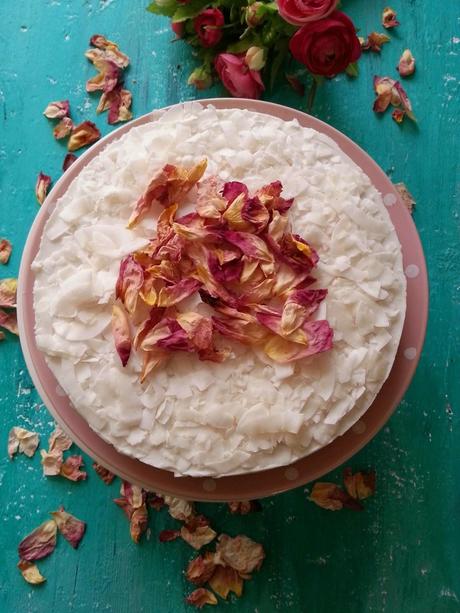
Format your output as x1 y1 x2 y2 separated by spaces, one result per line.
227 500 262 515
0 308 18 335
43 100 70 119
62 153 77 172
186 552 217 585
50 507 86 548
208 565 243 600
185 588 218 608
382 6 399 28
17 560 46 585
215 534 265 575
343 467 376 500
0 278 17 307
398 49 416 77
67 121 101 152
53 117 73 140
60 455 87 481
93 462 116 484
18 519 57 562
0 239 12 264
49 425 73 453
40 449 63 476
35 172 51 205
361 32 390 53
8 427 40 459
309 482 363 511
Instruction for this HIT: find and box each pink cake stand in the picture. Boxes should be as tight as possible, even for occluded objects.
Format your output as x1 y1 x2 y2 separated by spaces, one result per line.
17 99 428 501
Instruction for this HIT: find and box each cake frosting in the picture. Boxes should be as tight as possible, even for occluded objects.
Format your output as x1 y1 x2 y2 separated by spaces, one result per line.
32 103 406 477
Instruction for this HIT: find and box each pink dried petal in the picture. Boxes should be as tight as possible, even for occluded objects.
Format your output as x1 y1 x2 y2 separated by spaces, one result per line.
8 427 40 459
35 172 51 205
208 565 243 600
397 49 415 77
62 153 77 172
140 347 168 382
18 519 57 561
222 181 249 203
112 302 132 366
286 73 305 96
48 425 72 453
395 182 416 214
0 278 17 307
93 462 116 484
89 34 130 68
130 505 149 543
40 449 63 476
222 230 273 262
196 176 227 219
159 529 181 542
185 588 218 608
255 181 293 214
120 481 145 509
180 523 217 550
373 76 400 113
60 455 87 481
53 117 73 140
343 467 376 500
215 534 265 574
68 121 101 151
43 100 70 119
50 507 86 548
361 32 390 53
281 288 327 335
260 318 334 363
227 500 262 514
392 108 405 124
268 233 318 273
0 239 12 264
86 57 121 93
163 496 195 521
212 306 267 345
393 81 416 121
17 560 46 585
0 308 18 335
115 255 144 313
148 494 165 511
186 552 217 585
382 6 399 29
309 482 363 511
97 86 133 124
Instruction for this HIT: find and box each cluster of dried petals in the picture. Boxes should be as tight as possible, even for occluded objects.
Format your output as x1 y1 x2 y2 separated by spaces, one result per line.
93 462 116 484
40 425 86 481
17 560 46 585
115 160 332 379
382 7 399 29
62 153 77 172
114 481 149 543
35 172 51 205
227 500 262 515
50 507 86 548
0 238 12 264
0 278 17 307
397 49 415 77
373 76 415 123
343 467 376 500
186 588 218 608
395 182 416 214
86 34 132 124
8 427 40 459
361 32 390 53
68 121 101 152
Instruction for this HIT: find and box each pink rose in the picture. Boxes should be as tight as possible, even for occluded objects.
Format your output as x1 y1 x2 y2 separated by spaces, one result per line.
193 8 225 48
289 11 361 77
277 0 338 25
215 53 265 99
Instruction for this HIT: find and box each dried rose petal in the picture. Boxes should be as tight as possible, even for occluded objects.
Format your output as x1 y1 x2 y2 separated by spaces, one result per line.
62 153 77 172
208 565 243 599
49 425 72 453
0 239 12 264
86 57 121 93
180 523 217 551
159 529 181 542
286 73 305 96
222 230 273 263
195 176 227 220
112 302 132 366
130 505 149 543
97 86 132 124
227 500 262 515
222 181 249 203
343 468 376 500
395 182 416 214
128 160 207 229
0 278 17 307
392 109 405 124
382 6 399 28
215 534 265 575
309 482 363 511
40 449 63 476
397 49 415 77
89 34 130 68
255 181 293 214
185 588 217 608
8 427 40 459
116 255 144 314
50 507 86 548
43 100 70 119
35 172 51 205
60 455 87 481
362 32 390 53
93 462 115 484
17 560 46 585
186 552 217 585
393 81 416 121
155 278 201 308
67 121 101 152
0 308 18 335
53 117 73 140
148 494 165 511
163 495 195 521
18 519 57 561
281 289 327 335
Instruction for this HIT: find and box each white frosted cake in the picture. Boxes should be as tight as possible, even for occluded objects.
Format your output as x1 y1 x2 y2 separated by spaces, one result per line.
32 103 406 477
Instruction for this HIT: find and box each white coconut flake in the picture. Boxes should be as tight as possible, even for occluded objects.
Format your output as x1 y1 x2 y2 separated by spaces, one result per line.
33 103 406 477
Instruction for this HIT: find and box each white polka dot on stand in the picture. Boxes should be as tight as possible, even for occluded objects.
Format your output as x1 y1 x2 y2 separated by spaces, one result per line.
352 420 366 435
404 347 417 360
405 264 420 279
384 193 397 207
285 467 299 481
202 478 217 492
55 385 66 397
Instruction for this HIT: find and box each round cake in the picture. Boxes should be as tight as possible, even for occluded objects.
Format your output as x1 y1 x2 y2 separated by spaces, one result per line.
32 103 406 477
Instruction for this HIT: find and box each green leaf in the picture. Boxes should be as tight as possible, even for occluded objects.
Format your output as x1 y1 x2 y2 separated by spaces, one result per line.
269 40 289 90
172 0 210 22
146 1 176 17
226 38 255 54
345 62 359 78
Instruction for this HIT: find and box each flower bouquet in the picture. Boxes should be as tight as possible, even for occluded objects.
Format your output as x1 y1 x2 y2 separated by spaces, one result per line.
147 0 362 108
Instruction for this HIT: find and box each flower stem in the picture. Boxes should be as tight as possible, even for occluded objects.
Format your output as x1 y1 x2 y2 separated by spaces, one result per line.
307 78 318 114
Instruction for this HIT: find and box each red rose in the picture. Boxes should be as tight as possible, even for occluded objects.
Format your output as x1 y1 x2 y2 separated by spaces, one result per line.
193 8 225 48
215 53 265 99
171 21 184 38
289 11 361 77
278 0 339 25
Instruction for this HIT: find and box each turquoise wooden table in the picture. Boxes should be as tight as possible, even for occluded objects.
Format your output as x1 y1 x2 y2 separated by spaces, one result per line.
1 2 459 612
